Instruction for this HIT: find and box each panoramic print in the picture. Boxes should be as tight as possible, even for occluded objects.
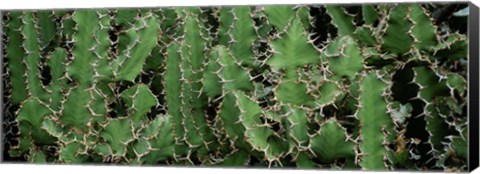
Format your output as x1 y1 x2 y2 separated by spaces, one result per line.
1 3 469 172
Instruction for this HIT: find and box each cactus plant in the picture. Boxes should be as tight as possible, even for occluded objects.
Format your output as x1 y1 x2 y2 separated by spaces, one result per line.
1 3 469 172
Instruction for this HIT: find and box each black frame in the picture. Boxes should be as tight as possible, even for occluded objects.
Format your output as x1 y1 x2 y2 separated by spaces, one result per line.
468 2 479 172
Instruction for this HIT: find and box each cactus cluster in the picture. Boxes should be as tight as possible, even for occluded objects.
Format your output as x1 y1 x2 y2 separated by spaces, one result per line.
1 3 469 171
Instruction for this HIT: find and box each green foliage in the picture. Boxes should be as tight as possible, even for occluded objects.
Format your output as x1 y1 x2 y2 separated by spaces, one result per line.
357 71 393 170
5 12 28 104
267 17 319 70
310 118 356 163
2 3 468 171
381 5 413 55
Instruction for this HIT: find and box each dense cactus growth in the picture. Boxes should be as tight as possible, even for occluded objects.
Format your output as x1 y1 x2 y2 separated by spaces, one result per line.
1 3 469 172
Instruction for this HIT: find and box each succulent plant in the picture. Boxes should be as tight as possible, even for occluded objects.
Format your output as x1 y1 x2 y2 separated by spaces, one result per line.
1 3 469 172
